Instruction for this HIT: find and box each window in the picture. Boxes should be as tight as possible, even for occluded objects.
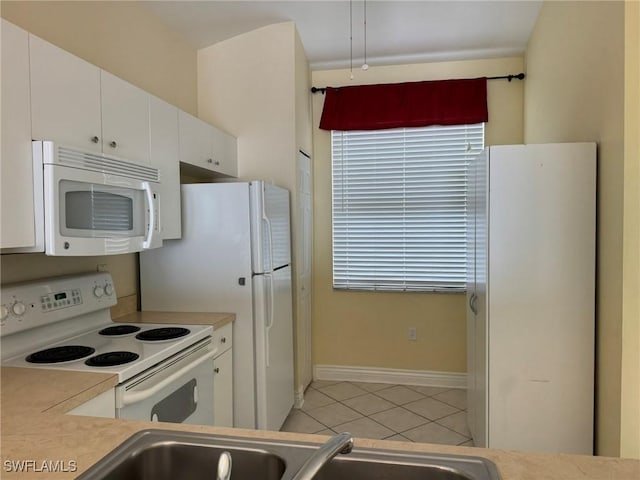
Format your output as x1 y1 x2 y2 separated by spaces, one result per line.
332 124 484 292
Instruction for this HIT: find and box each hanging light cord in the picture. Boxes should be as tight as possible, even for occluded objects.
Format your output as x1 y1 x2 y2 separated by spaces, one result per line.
362 0 368 70
349 0 354 79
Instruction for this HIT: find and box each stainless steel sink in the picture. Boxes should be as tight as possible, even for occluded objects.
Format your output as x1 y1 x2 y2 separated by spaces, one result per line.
77 429 501 480
76 430 287 480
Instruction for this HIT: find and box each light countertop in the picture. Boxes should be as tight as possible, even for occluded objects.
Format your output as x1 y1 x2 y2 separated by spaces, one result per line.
115 310 235 329
1 312 638 479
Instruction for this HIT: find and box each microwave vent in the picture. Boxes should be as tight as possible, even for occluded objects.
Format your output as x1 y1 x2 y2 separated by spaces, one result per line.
56 146 160 182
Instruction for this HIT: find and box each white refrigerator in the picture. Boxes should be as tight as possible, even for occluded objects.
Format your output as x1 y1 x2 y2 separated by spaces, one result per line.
140 182 294 431
466 143 596 454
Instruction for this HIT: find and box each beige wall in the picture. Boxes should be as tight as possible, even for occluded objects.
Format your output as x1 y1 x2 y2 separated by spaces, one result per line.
0 1 197 296
620 0 640 460
197 22 313 392
523 0 627 456
311 57 524 372
197 22 297 189
1 1 197 114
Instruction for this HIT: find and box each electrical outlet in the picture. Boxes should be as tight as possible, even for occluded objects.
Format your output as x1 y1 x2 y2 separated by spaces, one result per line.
408 327 417 341
96 264 108 272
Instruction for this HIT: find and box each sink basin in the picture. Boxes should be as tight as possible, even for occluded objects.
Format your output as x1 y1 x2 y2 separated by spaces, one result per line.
77 429 500 480
76 431 287 480
316 456 478 480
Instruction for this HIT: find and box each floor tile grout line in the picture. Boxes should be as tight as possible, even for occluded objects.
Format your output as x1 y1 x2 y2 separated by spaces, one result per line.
301 408 337 434
291 382 472 445
431 418 472 439
290 408 334 435
366 388 428 408
402 417 473 441
331 410 413 438
310 382 465 404
367 405 433 432
303 400 366 429
307 384 458 426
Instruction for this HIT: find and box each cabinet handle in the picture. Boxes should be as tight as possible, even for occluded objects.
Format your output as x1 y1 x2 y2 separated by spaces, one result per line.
91 136 100 144
109 141 117 148
214 160 220 166
207 158 213 164
220 337 226 344
214 367 220 374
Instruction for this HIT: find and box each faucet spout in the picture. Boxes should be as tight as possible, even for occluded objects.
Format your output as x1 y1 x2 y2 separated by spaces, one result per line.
290 432 353 480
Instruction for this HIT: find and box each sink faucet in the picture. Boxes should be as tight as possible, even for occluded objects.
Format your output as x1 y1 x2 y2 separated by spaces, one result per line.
290 432 354 480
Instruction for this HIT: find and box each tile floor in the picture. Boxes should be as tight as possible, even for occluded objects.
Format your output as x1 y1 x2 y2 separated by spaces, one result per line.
280 380 474 446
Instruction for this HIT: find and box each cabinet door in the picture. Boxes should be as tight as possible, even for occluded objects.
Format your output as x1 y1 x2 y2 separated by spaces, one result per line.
213 348 234 427
211 126 238 177
101 71 150 163
30 34 102 152
1 20 39 250
178 110 214 170
149 96 181 239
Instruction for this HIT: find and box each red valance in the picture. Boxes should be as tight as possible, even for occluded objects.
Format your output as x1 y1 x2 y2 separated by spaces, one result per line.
319 77 488 131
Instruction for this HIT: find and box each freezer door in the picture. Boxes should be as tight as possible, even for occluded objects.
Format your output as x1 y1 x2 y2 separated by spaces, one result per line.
250 182 291 273
253 266 294 431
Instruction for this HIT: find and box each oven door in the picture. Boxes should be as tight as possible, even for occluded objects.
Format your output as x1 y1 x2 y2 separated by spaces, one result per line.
115 340 215 426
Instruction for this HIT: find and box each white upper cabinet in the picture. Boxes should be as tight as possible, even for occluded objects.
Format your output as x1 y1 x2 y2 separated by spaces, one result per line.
1 20 39 250
179 110 237 177
30 34 103 154
179 110 213 169
211 126 238 177
30 35 151 164
100 70 150 163
150 96 181 239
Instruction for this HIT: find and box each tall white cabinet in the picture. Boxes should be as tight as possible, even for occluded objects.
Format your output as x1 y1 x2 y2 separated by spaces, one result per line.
1 20 36 250
466 143 596 455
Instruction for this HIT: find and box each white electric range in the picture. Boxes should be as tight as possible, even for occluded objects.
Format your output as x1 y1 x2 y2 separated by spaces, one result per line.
1 272 215 425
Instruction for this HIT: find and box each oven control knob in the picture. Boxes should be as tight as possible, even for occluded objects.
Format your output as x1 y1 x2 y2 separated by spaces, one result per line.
0 305 8 321
11 302 26 316
104 284 114 296
93 286 105 298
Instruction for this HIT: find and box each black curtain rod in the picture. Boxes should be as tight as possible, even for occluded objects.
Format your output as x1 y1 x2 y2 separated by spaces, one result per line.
310 73 526 94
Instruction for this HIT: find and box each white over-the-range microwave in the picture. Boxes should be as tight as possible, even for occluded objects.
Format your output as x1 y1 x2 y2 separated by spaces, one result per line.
4 141 162 256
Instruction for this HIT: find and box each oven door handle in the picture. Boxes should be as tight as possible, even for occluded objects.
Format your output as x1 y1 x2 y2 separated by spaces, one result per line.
117 349 217 407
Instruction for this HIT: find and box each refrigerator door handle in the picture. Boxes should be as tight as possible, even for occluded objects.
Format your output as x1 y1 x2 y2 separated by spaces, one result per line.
265 273 275 367
262 199 274 272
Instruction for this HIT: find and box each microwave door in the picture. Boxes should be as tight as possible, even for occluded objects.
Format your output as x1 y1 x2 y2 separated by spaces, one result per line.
43 164 160 255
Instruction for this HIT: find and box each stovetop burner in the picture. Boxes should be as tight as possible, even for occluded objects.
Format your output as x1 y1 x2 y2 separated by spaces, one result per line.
135 327 191 342
26 346 96 364
85 351 140 367
99 325 141 336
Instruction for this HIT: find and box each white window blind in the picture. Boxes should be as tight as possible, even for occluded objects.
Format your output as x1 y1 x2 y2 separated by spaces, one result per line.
332 124 484 292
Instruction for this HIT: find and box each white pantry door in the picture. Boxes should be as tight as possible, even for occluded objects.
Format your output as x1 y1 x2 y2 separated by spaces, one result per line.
296 151 313 399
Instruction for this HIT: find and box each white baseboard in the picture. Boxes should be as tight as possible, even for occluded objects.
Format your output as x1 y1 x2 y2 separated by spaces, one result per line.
313 365 467 389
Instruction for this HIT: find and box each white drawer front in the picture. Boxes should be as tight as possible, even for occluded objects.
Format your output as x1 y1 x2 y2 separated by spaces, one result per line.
212 322 233 356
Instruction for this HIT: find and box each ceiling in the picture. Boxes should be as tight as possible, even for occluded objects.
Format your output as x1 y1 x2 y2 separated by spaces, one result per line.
143 1 543 70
